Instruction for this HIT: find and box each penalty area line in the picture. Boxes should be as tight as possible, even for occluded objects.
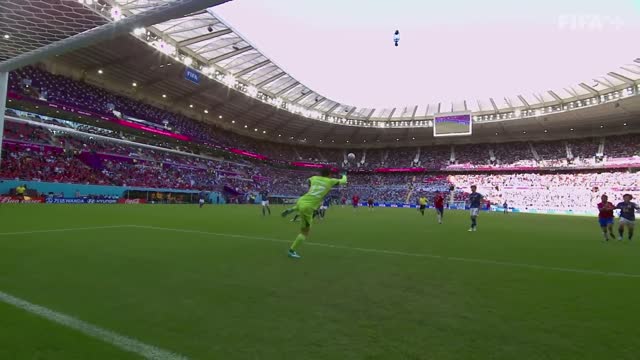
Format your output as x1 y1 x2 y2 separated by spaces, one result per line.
128 225 640 279
0 290 188 360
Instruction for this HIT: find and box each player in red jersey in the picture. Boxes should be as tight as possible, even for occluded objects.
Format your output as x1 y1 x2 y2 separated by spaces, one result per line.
597 194 616 241
341 196 347 208
434 192 445 224
367 197 374 211
352 194 360 210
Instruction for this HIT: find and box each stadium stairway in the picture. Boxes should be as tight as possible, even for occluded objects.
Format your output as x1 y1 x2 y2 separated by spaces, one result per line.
529 142 541 161
565 141 573 159
404 176 417 203
413 148 421 165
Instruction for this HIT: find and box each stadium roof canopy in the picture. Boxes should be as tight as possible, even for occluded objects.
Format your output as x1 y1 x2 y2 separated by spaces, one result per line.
108 0 356 117
41 34 640 146
97 0 640 123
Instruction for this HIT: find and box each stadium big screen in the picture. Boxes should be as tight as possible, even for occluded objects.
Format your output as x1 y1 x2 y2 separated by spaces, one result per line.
433 113 472 137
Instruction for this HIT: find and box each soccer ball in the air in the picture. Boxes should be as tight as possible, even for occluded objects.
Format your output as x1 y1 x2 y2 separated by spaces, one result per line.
347 153 356 161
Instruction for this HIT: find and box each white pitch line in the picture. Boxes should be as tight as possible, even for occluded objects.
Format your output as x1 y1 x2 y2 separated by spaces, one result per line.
0 290 188 360
0 225 131 237
128 225 640 279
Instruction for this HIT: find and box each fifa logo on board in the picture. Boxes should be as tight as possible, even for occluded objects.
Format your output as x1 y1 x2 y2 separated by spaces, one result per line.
557 14 625 31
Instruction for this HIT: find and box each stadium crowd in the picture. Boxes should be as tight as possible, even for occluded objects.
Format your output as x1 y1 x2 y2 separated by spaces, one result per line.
2 122 256 193
454 143 491 166
9 66 639 171
3 66 640 209
449 172 640 212
3 119 639 210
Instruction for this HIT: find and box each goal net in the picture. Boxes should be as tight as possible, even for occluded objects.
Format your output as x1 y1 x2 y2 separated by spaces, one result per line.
0 0 108 64
0 0 231 165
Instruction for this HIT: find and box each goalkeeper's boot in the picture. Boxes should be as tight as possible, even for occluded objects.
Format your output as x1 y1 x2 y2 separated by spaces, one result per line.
281 208 295 218
288 249 301 259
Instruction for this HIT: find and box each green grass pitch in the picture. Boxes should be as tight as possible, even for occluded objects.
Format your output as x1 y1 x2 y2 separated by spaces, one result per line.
0 204 639 359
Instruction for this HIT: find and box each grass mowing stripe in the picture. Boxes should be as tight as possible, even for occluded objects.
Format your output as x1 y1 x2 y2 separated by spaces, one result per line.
0 290 189 360
129 225 640 279
0 225 131 237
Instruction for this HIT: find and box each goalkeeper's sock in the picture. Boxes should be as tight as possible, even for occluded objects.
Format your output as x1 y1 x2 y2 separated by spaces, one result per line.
290 234 306 251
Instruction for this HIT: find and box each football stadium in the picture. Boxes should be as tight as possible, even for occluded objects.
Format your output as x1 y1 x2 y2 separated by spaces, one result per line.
1 1 640 359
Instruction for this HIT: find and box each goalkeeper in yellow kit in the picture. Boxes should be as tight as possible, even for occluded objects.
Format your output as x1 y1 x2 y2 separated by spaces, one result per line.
282 168 347 258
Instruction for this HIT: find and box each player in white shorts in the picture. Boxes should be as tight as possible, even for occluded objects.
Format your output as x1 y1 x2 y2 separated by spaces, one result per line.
615 194 639 241
198 191 207 208
318 197 330 219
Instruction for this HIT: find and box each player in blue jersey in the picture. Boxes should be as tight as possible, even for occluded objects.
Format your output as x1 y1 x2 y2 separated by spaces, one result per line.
615 194 639 241
260 189 271 216
468 185 483 232
319 197 331 219
198 190 206 208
